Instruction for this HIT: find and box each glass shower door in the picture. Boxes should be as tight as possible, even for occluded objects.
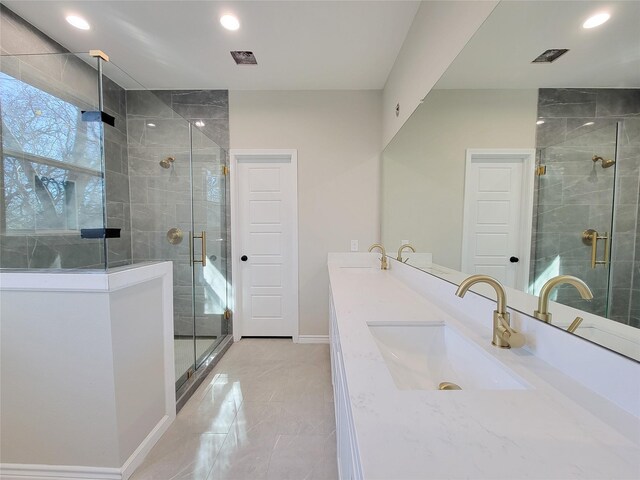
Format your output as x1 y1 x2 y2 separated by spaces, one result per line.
190 125 229 368
532 122 618 317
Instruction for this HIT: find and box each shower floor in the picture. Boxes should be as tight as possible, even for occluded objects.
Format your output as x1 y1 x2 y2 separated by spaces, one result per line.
174 338 217 380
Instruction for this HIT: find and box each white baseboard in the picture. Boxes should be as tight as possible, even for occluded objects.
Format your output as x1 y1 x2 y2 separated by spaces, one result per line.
0 464 121 480
1 414 173 480
297 335 330 344
120 414 173 479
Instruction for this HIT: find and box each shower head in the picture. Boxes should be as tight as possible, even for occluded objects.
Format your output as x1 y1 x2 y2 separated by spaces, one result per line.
159 156 175 169
602 158 616 168
592 155 616 169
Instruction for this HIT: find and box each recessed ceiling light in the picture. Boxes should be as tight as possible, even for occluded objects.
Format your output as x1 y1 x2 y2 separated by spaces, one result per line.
147 123 156 128
195 120 205 127
220 14 240 31
66 15 90 30
536 120 545 125
583 13 610 29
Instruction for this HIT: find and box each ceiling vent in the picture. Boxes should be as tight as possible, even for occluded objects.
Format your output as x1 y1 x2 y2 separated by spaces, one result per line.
531 49 569 64
231 51 257 65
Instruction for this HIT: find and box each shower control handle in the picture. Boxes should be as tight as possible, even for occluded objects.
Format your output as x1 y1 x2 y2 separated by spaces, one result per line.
241 255 248 262
509 256 519 263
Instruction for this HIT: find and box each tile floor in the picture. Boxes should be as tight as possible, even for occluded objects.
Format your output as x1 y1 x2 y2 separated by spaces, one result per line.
131 339 337 480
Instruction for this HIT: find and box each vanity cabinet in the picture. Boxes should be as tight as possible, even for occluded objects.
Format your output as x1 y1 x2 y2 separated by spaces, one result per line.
330 294 363 480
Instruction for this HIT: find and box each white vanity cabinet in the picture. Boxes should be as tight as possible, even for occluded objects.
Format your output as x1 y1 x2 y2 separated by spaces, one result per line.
330 294 363 480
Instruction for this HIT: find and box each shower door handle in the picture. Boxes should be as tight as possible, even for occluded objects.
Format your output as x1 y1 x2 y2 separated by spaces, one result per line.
582 229 610 268
191 231 207 267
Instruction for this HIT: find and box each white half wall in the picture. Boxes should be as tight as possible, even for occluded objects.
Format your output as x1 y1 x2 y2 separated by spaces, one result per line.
382 89 538 270
230 90 382 336
0 262 175 479
382 1 497 147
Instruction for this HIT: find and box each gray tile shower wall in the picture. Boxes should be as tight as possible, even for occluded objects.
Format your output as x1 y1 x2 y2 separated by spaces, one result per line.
147 88 231 293
0 5 132 268
532 88 640 326
151 90 229 150
149 89 231 319
126 90 229 337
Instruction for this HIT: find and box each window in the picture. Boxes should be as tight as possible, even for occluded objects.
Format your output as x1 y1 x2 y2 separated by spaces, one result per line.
0 72 104 233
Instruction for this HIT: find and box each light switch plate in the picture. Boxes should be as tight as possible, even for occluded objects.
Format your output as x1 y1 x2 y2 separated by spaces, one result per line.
350 240 359 252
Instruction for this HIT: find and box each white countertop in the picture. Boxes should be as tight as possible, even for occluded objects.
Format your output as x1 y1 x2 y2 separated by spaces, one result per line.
328 255 640 480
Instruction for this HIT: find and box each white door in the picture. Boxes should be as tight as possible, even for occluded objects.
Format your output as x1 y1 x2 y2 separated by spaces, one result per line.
461 150 535 290
233 151 298 338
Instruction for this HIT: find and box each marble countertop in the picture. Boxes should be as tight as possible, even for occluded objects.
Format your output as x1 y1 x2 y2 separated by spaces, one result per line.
328 256 640 479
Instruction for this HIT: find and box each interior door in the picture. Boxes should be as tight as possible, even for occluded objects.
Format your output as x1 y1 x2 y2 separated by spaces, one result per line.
236 153 298 338
462 152 531 289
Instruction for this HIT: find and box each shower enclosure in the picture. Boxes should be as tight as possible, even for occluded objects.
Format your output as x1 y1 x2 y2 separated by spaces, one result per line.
531 89 640 328
0 51 231 394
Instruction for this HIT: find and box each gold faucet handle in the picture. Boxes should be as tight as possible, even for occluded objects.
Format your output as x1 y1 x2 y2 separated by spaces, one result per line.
502 328 526 349
497 314 526 348
567 317 583 333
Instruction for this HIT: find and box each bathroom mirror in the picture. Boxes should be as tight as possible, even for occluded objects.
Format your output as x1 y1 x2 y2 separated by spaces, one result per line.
381 0 640 361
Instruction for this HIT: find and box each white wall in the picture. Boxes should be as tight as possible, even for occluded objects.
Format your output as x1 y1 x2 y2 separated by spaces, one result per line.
382 89 538 269
230 91 382 336
382 1 497 147
0 263 174 478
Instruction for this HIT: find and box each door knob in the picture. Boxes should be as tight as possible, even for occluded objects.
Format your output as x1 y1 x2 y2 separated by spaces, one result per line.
510 256 519 263
241 255 248 262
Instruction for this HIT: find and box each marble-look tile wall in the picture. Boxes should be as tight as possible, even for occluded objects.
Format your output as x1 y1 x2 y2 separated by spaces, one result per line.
126 90 229 337
532 88 640 327
0 5 131 269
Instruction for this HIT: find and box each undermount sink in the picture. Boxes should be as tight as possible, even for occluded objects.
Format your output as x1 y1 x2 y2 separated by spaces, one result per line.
368 321 529 391
339 266 377 274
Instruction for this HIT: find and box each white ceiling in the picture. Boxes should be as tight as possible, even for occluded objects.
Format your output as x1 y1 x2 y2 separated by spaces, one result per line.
435 1 640 89
2 0 420 90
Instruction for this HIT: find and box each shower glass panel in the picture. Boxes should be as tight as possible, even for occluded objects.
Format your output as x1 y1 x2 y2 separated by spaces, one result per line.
0 53 107 269
124 89 197 389
99 60 231 390
191 127 229 367
532 122 618 317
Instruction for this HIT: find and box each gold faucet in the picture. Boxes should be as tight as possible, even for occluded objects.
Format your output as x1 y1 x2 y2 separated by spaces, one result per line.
397 244 416 262
455 274 525 349
368 243 388 270
533 275 593 325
